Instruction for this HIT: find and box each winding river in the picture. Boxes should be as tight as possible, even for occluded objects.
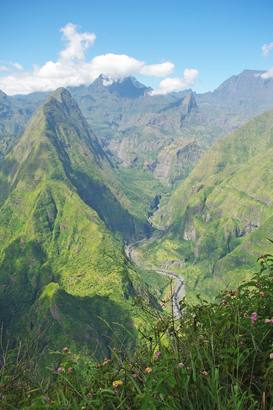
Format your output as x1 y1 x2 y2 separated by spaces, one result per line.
125 240 185 319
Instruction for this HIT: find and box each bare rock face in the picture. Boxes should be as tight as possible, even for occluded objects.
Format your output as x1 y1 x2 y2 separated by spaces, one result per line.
182 92 198 114
154 140 202 184
183 219 197 241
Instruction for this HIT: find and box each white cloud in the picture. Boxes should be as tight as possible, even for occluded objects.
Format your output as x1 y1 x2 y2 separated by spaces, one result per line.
90 54 144 79
262 42 273 57
12 62 23 70
260 68 273 79
140 61 174 77
0 23 196 95
150 68 199 95
0 65 8 72
59 23 96 61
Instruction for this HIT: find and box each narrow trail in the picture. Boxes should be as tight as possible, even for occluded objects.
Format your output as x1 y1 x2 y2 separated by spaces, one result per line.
125 240 185 319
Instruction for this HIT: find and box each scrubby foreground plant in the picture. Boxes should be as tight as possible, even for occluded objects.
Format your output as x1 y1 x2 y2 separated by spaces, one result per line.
1 254 273 409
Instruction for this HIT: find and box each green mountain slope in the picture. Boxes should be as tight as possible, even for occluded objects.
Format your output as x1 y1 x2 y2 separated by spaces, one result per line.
140 108 273 300
0 89 154 359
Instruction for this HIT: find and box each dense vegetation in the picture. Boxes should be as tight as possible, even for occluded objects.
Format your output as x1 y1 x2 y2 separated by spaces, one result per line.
137 108 273 302
0 88 155 360
1 73 273 408
0 254 272 409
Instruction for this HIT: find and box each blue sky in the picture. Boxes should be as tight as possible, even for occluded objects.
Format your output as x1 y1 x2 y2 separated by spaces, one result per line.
1 0 273 94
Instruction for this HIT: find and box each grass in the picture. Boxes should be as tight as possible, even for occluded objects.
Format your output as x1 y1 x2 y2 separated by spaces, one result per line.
0 254 272 409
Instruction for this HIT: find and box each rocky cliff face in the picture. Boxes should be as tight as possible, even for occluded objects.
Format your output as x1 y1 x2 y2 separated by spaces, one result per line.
153 140 202 184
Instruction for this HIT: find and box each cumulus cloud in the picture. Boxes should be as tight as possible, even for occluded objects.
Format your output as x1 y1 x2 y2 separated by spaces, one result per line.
258 41 273 80
0 23 197 95
140 61 174 77
59 23 96 61
90 54 143 79
12 62 23 70
260 68 273 79
262 42 273 57
150 68 199 95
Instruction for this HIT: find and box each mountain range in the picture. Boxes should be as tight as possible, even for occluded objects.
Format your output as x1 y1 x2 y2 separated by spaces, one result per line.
2 70 273 188
1 68 273 359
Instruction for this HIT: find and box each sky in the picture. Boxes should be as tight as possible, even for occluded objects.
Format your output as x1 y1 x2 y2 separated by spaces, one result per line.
1 0 273 95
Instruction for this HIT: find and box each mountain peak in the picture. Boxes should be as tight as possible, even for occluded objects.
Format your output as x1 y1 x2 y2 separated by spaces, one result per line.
182 92 197 113
211 69 273 106
49 87 73 104
0 90 8 99
107 76 151 98
44 87 82 120
89 75 151 98
90 74 110 89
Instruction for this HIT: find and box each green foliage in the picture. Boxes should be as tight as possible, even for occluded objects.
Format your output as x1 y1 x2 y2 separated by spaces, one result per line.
144 108 273 299
0 89 158 360
116 168 164 220
1 256 272 409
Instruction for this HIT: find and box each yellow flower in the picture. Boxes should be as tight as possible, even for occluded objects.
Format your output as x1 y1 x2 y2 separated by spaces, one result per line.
144 367 153 374
112 380 124 388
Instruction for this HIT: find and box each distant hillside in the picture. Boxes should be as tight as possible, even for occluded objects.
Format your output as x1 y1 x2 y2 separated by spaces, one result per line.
2 70 273 187
138 107 273 299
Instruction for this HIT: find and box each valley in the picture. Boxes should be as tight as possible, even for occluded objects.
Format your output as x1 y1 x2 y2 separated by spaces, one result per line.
0 66 273 408
1 5 273 407
1 69 273 334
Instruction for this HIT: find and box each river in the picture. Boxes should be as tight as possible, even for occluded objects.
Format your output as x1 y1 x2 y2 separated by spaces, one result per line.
125 240 185 319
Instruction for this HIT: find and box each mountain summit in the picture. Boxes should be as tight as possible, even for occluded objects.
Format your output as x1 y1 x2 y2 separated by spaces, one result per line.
107 76 152 98
0 88 151 360
89 75 151 98
211 69 273 108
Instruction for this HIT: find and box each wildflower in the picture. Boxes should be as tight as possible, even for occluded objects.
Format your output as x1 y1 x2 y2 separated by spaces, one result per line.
56 367 64 374
201 370 208 376
112 380 123 388
270 353 273 360
155 351 161 359
177 362 185 368
144 367 153 374
264 318 273 324
63 347 69 353
251 312 257 324
87 391 93 399
67 367 73 374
